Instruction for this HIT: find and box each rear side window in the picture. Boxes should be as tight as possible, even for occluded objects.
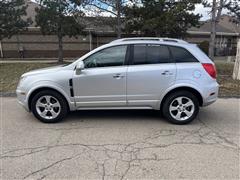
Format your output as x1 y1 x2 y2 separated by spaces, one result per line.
133 44 171 65
169 46 198 63
148 44 171 63
133 44 147 65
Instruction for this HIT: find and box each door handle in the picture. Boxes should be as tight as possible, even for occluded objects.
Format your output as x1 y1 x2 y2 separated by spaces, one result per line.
113 74 124 79
161 71 173 75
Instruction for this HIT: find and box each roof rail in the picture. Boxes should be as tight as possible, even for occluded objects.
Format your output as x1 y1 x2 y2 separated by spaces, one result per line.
110 37 188 44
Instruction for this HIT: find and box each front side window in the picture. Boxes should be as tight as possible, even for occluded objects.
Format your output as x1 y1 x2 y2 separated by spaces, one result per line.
133 44 171 65
84 45 127 68
169 46 198 63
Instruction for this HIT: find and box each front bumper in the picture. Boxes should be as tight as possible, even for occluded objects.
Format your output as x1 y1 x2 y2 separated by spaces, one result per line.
16 89 30 111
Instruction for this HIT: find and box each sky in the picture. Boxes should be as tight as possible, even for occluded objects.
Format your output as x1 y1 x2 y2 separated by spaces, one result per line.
195 2 228 20
195 4 211 20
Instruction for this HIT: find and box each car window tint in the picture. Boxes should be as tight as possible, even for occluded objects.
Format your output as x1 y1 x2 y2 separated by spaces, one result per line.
84 45 127 68
133 44 171 65
133 44 147 65
147 45 171 63
169 46 198 63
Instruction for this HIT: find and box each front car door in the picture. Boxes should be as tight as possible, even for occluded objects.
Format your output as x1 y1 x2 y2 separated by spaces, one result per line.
73 45 129 108
127 43 176 108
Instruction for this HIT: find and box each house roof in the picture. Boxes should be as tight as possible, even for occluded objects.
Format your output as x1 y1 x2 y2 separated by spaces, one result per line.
189 21 234 33
188 14 240 36
79 17 117 33
218 15 240 33
188 20 239 36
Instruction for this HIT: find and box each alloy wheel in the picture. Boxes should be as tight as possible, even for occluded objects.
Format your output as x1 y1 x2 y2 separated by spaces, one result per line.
169 96 195 121
36 95 61 120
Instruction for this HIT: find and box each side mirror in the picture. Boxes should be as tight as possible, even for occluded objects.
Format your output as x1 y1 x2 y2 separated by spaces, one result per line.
76 61 84 75
76 61 84 70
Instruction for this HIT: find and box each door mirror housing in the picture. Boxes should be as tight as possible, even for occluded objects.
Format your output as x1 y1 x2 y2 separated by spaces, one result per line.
76 61 84 71
76 61 84 75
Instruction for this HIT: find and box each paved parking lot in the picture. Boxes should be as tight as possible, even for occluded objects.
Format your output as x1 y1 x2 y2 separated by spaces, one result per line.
0 97 239 179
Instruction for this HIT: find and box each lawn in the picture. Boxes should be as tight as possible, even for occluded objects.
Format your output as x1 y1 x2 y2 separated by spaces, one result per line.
215 62 240 97
0 61 239 97
0 63 60 93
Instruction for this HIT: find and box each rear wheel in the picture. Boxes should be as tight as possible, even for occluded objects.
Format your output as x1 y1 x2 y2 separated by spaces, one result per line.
31 90 68 123
162 91 199 125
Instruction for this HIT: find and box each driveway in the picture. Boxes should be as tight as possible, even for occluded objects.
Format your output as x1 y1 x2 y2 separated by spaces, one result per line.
0 97 239 179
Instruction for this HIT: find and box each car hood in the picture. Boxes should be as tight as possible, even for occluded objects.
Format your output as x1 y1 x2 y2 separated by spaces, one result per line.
22 65 65 77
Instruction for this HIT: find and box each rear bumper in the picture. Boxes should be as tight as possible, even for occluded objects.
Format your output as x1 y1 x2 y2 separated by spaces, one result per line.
202 82 219 106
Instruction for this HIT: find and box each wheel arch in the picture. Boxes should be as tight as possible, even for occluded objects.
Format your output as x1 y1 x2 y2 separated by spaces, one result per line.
27 87 70 112
160 86 203 110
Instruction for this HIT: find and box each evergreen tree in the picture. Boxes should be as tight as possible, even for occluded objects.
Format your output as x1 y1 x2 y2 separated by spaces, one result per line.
35 0 86 62
0 0 31 40
124 0 201 38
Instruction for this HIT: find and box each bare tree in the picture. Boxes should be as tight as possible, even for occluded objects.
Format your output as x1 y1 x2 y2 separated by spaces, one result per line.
205 0 240 76
206 0 240 60
207 0 224 59
233 39 240 80
35 0 86 63
116 0 121 38
225 0 240 80
225 0 240 19
84 0 126 38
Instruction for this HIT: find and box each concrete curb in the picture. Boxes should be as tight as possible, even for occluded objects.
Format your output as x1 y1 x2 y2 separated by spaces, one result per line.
0 92 16 97
0 92 239 99
218 96 240 99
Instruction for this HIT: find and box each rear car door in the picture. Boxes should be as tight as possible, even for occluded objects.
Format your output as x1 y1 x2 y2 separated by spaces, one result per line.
127 44 176 107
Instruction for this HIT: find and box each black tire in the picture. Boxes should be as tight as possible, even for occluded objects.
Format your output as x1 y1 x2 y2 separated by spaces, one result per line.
162 90 199 125
31 90 68 123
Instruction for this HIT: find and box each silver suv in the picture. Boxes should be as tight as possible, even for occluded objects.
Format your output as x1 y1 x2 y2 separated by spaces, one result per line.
16 38 219 124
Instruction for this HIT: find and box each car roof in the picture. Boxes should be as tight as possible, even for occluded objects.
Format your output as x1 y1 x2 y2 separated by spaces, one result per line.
110 37 188 44
108 37 193 48
109 40 190 47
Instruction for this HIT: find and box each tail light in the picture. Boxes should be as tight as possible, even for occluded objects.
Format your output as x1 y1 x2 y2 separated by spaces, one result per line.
202 63 217 79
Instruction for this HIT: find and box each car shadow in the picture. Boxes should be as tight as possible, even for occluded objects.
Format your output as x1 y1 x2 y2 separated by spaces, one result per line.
63 109 204 127
65 109 164 123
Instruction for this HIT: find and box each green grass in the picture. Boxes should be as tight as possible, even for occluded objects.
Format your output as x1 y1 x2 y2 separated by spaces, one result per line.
0 63 60 93
0 61 239 97
215 62 240 97
215 62 235 76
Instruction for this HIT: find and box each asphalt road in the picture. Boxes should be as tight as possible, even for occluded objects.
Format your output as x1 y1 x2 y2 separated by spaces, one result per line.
0 97 239 179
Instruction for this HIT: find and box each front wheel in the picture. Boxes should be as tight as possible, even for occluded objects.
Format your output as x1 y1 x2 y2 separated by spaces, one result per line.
31 90 68 123
162 91 199 125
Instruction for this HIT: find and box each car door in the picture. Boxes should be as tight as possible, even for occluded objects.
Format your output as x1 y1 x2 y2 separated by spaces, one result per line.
73 45 128 108
127 44 176 107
